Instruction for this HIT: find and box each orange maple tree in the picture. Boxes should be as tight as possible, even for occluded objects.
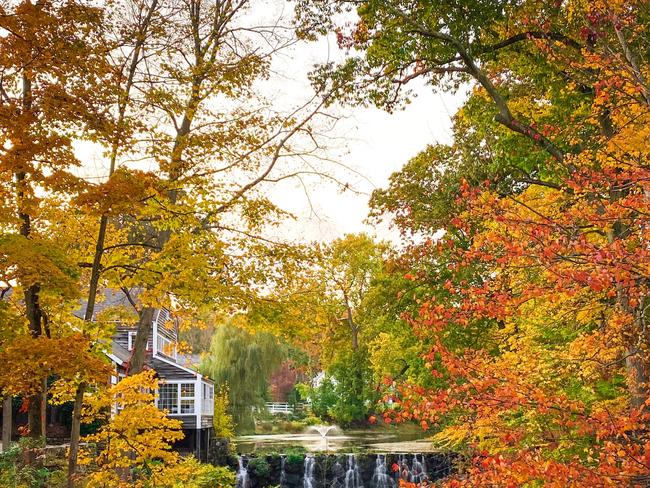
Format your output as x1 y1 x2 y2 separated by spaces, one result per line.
300 0 650 485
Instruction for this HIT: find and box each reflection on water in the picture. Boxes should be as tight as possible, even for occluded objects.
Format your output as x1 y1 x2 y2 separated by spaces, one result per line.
235 429 434 454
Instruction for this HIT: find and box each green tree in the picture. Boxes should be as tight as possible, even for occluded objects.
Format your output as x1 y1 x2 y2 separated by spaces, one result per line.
200 322 285 433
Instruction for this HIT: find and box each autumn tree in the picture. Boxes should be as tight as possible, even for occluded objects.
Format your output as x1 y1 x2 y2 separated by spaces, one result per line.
299 0 650 484
247 234 391 424
68 0 339 380
0 0 111 443
1 1 342 484
77 370 235 488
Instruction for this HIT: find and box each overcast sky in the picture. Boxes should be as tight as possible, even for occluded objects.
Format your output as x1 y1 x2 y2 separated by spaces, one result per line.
263 31 467 244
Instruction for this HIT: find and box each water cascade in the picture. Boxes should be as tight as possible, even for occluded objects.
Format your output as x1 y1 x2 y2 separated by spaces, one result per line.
220 452 448 488
373 454 393 488
396 454 409 483
331 459 346 488
344 454 363 488
280 455 287 488
395 454 428 484
303 455 316 488
236 456 250 488
411 454 427 484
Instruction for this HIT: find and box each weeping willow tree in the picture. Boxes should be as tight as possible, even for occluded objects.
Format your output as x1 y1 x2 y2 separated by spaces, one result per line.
201 322 285 433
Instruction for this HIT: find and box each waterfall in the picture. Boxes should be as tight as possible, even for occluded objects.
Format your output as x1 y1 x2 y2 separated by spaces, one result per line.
411 454 427 484
303 455 316 488
394 454 428 484
396 454 410 482
331 459 346 488
236 456 250 488
373 454 393 488
344 454 363 488
280 455 287 488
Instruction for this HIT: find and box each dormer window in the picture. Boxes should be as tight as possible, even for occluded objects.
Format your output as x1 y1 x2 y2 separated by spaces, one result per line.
156 334 177 359
128 331 152 351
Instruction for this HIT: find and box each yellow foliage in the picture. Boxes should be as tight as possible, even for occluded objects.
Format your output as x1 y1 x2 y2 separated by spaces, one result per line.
79 371 186 485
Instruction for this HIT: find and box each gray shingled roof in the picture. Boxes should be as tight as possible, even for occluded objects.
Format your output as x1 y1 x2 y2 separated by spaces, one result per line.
74 288 140 320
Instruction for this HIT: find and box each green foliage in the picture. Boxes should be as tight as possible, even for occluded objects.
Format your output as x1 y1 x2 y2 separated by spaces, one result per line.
201 322 286 433
328 349 376 425
254 414 313 434
160 458 236 488
191 464 236 488
247 457 270 478
0 441 59 488
284 447 307 467
300 350 376 426
298 378 337 420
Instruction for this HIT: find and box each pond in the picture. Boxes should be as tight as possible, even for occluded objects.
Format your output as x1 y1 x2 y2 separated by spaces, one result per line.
234 426 435 454
221 426 458 487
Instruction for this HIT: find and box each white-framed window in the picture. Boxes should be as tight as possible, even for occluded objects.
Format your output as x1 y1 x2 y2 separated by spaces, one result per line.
202 383 214 415
158 383 179 414
128 331 152 351
180 383 195 414
157 382 195 415
111 372 127 414
156 334 177 359
203 383 214 400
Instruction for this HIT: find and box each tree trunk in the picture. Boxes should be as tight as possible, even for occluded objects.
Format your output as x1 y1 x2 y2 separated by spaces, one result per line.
18 72 46 444
608 208 649 408
25 286 44 441
67 1 160 481
67 216 109 486
2 396 11 451
67 382 85 488
345 304 359 351
41 378 47 438
625 351 649 410
129 307 156 375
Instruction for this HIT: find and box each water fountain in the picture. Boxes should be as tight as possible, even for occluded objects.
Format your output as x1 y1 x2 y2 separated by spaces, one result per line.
344 454 363 488
307 425 339 437
236 456 250 488
303 455 316 488
305 425 342 451
373 454 393 488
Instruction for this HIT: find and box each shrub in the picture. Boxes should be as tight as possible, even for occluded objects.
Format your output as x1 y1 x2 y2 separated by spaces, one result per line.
0 440 57 488
284 447 306 467
247 457 270 478
213 386 235 439
149 457 236 487
193 464 236 488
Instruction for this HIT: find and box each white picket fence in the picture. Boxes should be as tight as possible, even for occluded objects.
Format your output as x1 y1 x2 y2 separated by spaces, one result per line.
265 402 305 415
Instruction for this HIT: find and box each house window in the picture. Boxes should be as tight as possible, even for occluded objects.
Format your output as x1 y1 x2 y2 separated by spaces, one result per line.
156 334 177 359
159 383 179 414
128 331 152 351
202 383 214 415
180 383 195 414
157 382 195 415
